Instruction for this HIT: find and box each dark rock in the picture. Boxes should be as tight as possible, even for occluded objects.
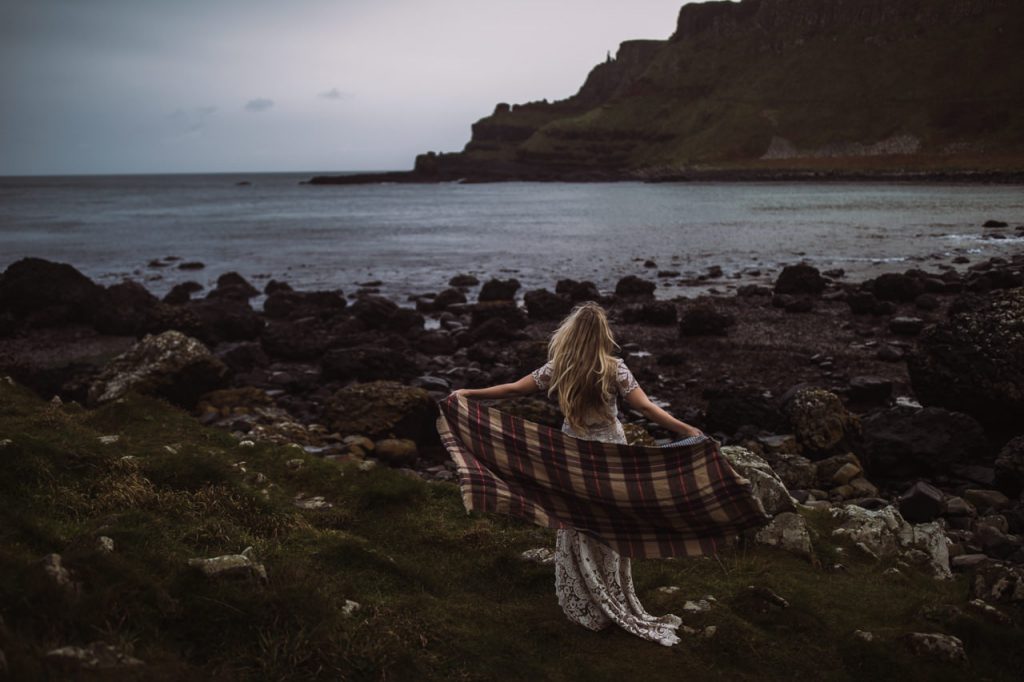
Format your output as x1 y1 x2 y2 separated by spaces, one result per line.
218 341 270 374
876 344 904 362
614 275 656 298
93 280 160 336
321 346 420 382
643 259 657 268
466 316 528 344
478 278 520 302
260 318 335 360
952 256 970 264
351 296 423 332
823 268 845 278
899 481 946 523
706 265 723 278
264 279 293 295
0 257 105 328
871 273 925 302
994 435 1024 497
847 292 882 315
657 270 680 278
847 376 892 405
417 330 458 355
177 261 205 270
704 388 788 434
449 274 480 287
469 301 527 330
620 301 677 325
556 279 601 302
210 272 258 299
263 290 346 320
860 405 989 479
907 288 1024 434
774 264 826 295
737 284 772 297
163 281 203 304
679 304 735 336
432 287 468 311
914 294 940 311
523 289 573 320
983 220 1009 228
889 316 925 336
774 295 814 313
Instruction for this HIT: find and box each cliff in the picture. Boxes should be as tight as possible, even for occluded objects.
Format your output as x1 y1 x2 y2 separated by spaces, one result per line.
311 0 1024 184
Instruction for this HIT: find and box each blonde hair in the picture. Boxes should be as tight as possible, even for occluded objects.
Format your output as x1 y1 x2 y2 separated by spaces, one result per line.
545 302 619 431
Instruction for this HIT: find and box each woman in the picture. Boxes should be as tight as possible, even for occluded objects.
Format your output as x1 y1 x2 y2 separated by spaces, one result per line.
451 301 705 647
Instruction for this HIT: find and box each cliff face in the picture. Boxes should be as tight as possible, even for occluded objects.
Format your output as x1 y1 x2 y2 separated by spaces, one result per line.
415 0 1024 180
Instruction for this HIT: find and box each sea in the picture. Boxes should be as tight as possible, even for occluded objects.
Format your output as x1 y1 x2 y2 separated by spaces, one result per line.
1 173 1022 307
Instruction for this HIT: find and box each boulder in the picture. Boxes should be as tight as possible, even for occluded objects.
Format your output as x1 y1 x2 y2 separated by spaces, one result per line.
860 405 988 479
829 504 951 579
556 279 601 302
188 550 267 581
870 273 925 302
92 280 160 336
773 264 826 295
898 481 946 523
614 275 655 298
431 287 468 311
0 257 106 328
902 633 967 664
994 435 1024 497
323 381 435 442
783 388 861 458
523 289 572 320
211 272 259 298
907 288 1024 434
449 274 480 287
260 318 335 360
765 453 816 490
374 438 419 467
351 296 423 333
321 346 421 383
970 561 1024 604
679 305 736 336
184 297 265 345
163 281 203 304
720 446 796 515
754 511 814 560
847 376 892 405
620 301 678 325
478 278 520 302
469 301 527 330
87 330 228 409
262 290 346 320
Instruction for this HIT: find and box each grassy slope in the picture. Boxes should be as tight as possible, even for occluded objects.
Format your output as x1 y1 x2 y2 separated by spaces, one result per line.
473 8 1024 172
1 379 1022 681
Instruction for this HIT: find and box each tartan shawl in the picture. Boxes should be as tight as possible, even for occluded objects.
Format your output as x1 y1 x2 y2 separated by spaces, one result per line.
436 395 771 559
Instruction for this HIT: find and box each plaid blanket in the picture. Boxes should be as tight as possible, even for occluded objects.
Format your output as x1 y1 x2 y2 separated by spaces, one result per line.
436 395 771 559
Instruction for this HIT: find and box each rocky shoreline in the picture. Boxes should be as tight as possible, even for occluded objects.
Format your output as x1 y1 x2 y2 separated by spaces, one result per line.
1 231 1023 577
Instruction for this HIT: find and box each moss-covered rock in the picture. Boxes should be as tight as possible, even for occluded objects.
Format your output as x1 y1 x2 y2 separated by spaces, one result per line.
323 380 435 442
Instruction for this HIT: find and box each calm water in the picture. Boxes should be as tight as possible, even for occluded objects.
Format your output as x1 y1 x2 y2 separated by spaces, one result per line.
1 173 1022 305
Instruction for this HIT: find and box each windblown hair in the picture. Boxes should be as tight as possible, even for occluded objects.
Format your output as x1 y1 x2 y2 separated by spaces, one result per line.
545 302 620 431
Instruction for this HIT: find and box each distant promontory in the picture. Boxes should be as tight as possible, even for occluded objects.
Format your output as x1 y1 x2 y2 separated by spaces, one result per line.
311 0 1024 184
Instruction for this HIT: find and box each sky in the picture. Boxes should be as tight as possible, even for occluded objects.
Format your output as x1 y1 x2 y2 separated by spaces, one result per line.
0 0 690 175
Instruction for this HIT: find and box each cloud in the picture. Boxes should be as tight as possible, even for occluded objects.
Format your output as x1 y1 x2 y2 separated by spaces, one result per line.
318 87 352 100
244 97 274 113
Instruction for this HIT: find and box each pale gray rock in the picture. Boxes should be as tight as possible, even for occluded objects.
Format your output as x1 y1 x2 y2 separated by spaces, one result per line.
902 632 967 664
520 548 555 565
721 446 796 515
754 511 814 560
187 551 267 581
829 505 951 579
46 642 144 669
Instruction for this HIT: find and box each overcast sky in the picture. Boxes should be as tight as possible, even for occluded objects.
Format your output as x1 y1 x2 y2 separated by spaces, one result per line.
0 0 689 175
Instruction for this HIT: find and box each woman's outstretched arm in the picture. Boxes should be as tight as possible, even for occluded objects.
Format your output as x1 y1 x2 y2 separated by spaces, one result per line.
451 374 540 401
623 386 704 437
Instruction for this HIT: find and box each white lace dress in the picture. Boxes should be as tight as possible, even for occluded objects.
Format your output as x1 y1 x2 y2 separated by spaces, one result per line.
531 358 683 647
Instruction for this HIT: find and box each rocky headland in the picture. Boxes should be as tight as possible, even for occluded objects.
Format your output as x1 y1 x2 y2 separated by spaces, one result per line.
310 0 1024 185
1 231 1024 677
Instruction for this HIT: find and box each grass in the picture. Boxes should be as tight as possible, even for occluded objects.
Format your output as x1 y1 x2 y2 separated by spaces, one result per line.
1 378 1022 680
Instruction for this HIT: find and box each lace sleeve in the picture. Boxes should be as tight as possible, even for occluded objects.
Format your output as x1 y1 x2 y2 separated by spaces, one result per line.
531 361 554 391
616 359 640 397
